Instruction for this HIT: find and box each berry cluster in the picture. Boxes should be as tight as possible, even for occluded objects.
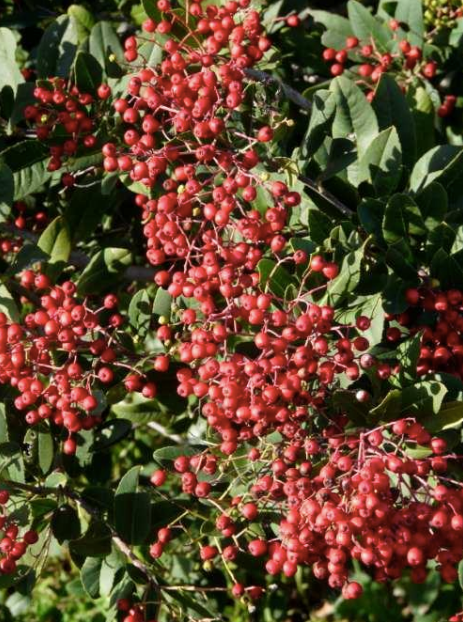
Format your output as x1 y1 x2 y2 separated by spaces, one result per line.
0 489 38 575
149 416 463 600
117 598 156 622
386 287 463 380
0 274 157 454
24 78 111 184
321 28 456 111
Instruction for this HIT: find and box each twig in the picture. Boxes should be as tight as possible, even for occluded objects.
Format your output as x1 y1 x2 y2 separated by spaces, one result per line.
244 68 312 111
298 174 354 217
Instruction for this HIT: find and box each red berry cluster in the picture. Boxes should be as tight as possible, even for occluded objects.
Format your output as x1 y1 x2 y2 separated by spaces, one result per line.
386 287 463 379
0 489 38 575
320 27 454 108
24 77 111 184
117 597 157 622
148 416 463 599
0 273 157 455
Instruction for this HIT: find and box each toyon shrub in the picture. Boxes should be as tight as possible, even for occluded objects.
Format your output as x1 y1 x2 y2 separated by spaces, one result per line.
1 0 463 621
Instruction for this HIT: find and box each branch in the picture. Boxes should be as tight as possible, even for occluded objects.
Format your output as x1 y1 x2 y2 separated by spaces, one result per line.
298 174 355 217
244 68 312 111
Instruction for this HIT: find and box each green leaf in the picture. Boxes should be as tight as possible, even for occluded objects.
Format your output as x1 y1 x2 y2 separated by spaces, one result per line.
89 22 124 79
0 140 51 200
51 504 81 544
0 404 8 443
385 240 417 281
77 248 132 295
152 288 172 317
74 51 103 95
333 390 368 425
257 259 296 299
401 381 447 417
0 28 24 95
302 90 336 157
347 0 390 49
70 520 112 558
415 182 447 231
395 0 424 46
37 15 78 79
66 184 112 242
410 145 463 193
358 198 386 244
357 127 402 196
67 5 95 41
129 289 152 336
382 274 409 314
0 161 14 220
326 249 363 305
310 10 352 49
0 284 20 322
372 75 416 170
307 207 333 244
114 467 151 545
406 82 435 158
382 194 408 244
396 332 421 384
0 442 24 482
330 76 379 157
81 558 102 598
91 419 132 452
423 401 463 433
38 429 54 474
112 393 159 424
38 216 71 265
142 0 162 21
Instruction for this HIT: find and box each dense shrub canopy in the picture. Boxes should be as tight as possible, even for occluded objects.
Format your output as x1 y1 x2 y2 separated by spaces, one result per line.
1 1 463 621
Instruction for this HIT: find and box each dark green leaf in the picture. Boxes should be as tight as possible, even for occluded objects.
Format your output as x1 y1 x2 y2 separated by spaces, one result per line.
70 520 112 558
51 504 81 544
330 76 378 157
357 127 402 196
37 16 78 79
114 467 151 545
77 248 132 295
74 51 103 95
81 558 102 598
372 74 416 170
